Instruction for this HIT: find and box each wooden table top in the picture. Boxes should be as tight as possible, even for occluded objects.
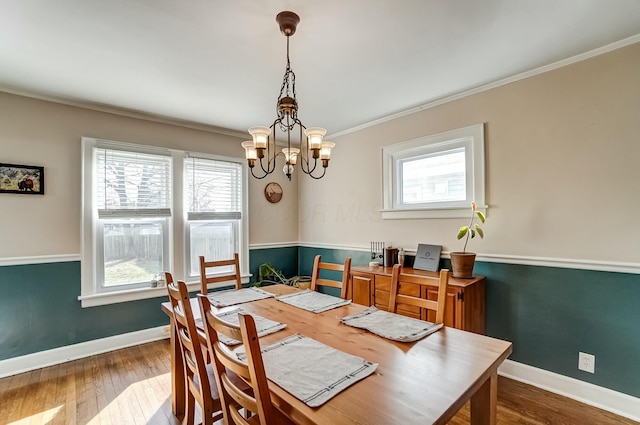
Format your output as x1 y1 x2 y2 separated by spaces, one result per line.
162 284 512 425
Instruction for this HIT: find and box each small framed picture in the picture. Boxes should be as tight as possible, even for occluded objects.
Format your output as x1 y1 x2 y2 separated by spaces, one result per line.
0 163 45 195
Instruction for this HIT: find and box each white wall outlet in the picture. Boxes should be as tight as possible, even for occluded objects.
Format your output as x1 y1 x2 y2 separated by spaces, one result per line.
578 352 595 373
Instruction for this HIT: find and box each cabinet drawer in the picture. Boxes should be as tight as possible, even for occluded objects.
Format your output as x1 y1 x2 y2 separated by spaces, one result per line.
374 275 391 291
374 287 421 317
375 276 420 296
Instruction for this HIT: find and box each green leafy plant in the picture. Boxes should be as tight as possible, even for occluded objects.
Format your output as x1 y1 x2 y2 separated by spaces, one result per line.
256 263 295 286
456 201 486 253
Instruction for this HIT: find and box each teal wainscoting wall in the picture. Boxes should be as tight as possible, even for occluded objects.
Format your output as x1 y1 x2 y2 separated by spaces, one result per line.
3 248 639 402
472 260 640 399
248 246 299 285
0 261 169 361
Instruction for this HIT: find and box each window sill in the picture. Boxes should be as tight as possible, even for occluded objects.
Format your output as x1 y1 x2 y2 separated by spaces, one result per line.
380 205 487 220
79 276 251 307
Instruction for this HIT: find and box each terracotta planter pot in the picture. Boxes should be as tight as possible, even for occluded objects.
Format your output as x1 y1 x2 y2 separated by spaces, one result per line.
450 252 476 278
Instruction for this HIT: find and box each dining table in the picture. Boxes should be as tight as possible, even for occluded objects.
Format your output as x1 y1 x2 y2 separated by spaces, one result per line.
161 284 512 425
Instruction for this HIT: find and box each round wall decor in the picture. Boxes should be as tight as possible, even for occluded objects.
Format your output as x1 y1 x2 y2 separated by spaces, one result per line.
264 182 283 203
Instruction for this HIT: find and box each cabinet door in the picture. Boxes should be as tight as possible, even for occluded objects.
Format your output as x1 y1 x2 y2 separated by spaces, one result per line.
351 273 373 306
425 288 459 328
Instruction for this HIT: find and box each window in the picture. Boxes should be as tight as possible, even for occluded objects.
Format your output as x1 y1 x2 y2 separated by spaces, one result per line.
81 138 248 307
381 123 485 219
185 157 244 278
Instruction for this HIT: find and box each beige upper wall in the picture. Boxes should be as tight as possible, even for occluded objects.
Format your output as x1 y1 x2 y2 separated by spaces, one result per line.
2 42 638 262
0 92 296 258
299 43 640 264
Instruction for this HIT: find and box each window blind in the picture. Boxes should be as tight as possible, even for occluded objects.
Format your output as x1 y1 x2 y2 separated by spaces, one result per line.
186 157 242 220
96 148 172 218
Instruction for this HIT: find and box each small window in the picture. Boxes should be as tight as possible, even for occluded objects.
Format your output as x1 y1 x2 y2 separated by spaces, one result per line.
381 124 485 219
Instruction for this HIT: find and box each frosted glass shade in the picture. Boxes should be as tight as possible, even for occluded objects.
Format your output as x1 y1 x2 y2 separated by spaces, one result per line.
282 147 300 164
249 126 270 149
304 127 327 150
320 141 335 160
241 141 257 160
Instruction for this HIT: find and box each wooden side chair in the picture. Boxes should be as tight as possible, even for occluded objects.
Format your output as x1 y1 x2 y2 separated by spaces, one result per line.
388 264 450 325
310 255 352 299
199 253 242 295
197 294 295 425
167 279 224 425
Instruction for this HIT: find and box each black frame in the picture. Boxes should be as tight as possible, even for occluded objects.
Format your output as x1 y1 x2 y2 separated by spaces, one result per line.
0 162 45 195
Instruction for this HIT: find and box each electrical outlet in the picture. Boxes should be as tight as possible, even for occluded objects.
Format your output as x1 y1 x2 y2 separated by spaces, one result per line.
162 325 171 336
578 352 595 373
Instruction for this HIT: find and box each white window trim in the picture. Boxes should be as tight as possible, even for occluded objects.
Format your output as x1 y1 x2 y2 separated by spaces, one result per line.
80 138 249 307
380 123 486 219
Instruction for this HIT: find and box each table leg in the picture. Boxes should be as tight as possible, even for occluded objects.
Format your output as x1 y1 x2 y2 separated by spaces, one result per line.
170 318 185 419
470 371 498 425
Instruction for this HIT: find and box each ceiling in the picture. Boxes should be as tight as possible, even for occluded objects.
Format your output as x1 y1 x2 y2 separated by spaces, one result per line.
2 0 640 137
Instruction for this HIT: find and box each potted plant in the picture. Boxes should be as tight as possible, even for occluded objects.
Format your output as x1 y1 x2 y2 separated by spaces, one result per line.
450 202 485 278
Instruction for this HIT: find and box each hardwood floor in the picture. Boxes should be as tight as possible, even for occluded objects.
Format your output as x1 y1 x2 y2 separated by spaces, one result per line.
0 340 636 425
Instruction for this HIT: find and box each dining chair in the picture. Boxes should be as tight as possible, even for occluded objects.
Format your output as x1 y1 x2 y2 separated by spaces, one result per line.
167 279 225 425
197 294 295 425
310 255 352 299
388 264 450 325
199 253 242 295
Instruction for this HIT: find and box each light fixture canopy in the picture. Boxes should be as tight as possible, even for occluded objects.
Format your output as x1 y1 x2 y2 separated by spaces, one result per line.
241 11 335 181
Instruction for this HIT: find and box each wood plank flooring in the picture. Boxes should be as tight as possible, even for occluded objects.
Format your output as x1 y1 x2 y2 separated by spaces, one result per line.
0 340 636 425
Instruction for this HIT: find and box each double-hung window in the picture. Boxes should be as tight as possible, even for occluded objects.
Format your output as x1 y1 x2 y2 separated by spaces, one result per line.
185 156 244 279
81 138 248 307
381 123 486 219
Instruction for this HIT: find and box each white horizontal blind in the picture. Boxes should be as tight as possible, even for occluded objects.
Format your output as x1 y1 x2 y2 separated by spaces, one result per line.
96 148 172 218
186 157 242 220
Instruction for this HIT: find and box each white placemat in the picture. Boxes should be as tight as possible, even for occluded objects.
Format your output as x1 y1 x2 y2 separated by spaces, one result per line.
340 306 443 342
276 289 351 313
204 308 287 346
207 287 275 307
238 334 377 407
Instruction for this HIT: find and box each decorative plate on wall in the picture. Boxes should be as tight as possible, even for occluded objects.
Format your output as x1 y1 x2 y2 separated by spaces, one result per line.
264 182 283 203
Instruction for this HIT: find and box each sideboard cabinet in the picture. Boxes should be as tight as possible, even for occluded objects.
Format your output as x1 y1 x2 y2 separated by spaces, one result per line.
349 265 485 334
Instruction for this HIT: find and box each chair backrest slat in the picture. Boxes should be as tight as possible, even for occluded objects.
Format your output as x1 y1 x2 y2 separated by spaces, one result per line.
388 265 449 326
310 255 352 299
200 253 242 294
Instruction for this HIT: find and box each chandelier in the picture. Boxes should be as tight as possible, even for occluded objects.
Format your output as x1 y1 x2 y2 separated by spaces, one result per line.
241 11 334 181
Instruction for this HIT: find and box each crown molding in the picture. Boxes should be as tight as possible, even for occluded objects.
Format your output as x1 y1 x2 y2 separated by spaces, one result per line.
0 86 247 138
329 34 640 139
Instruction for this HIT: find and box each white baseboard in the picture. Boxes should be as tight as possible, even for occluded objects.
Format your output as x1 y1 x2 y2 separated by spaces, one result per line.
499 359 640 422
2 328 639 423
0 325 170 379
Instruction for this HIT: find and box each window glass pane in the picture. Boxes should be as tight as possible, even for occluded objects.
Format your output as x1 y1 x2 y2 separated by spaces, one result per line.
189 221 236 276
401 147 466 204
103 220 165 287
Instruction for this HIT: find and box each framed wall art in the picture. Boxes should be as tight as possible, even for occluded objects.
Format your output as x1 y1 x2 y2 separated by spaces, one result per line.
0 163 45 195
